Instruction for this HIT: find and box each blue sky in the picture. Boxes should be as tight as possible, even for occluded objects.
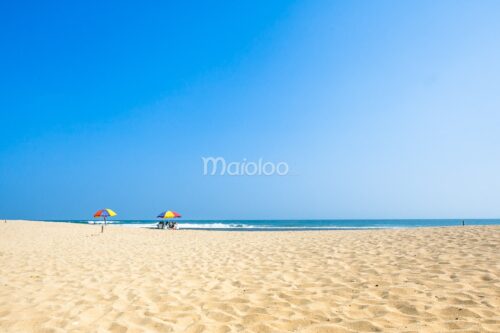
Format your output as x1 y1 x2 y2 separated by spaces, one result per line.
1 1 500 220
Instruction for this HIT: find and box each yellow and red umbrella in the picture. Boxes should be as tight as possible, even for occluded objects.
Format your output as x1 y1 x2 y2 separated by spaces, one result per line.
94 209 117 231
157 210 181 229
157 210 181 219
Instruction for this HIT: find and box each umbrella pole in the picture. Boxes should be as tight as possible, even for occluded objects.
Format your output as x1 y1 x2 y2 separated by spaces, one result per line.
101 216 106 233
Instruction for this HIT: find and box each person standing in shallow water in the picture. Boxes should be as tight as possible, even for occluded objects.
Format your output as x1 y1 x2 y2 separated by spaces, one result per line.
462 220 465 226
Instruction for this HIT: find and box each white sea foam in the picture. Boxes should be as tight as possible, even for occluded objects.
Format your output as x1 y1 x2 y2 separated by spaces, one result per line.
179 223 254 229
176 223 396 230
87 220 118 224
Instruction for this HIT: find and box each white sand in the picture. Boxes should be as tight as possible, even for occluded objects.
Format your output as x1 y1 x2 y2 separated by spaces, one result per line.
0 221 499 332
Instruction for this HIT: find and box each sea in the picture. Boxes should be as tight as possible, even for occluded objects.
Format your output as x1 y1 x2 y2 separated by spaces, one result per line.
44 219 500 231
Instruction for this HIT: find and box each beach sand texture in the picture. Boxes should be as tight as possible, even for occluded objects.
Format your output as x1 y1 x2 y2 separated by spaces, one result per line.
0 221 499 332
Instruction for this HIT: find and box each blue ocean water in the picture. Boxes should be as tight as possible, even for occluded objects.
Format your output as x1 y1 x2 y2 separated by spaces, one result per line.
47 219 500 231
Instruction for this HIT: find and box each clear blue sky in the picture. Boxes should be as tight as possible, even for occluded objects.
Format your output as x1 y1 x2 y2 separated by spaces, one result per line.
1 1 500 220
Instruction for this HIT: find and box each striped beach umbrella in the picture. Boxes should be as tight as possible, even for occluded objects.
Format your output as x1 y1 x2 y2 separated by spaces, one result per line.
157 210 181 219
94 208 117 232
157 210 181 229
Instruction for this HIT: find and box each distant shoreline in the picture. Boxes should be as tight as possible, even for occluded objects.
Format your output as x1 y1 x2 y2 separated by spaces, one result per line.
5 218 500 231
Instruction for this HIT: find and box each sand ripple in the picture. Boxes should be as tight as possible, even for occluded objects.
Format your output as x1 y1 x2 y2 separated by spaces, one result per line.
0 221 499 332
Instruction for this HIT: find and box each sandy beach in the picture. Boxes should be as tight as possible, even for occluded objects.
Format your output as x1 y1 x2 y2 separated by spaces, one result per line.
0 221 498 333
